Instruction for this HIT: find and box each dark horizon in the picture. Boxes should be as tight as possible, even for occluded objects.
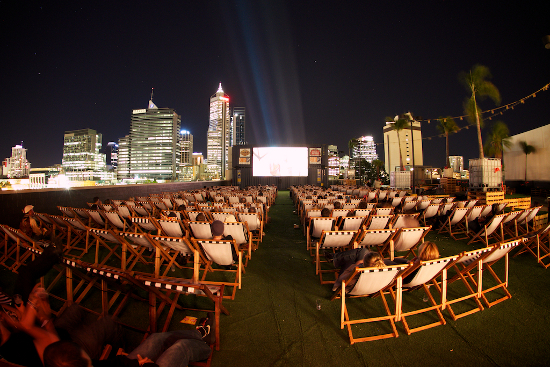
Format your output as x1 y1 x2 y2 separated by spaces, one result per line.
1 1 549 170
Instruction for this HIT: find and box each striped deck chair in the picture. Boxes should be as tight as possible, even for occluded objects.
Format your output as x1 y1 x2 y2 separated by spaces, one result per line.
71 207 91 222
479 205 493 218
430 198 444 205
115 205 134 220
517 206 542 235
338 217 366 231
44 214 70 244
223 222 252 264
354 209 373 218
331 209 349 219
237 212 263 248
439 202 456 216
391 213 420 229
416 200 432 212
118 231 158 273
421 204 441 226
307 217 336 254
86 228 124 268
343 203 357 210
385 226 431 260
467 213 507 246
378 190 388 202
151 235 205 282
316 230 358 282
366 191 377 203
513 223 550 268
330 264 410 343
499 209 522 240
161 198 173 210
354 229 398 256
60 216 89 258
438 207 470 240
191 239 243 300
189 221 213 239
211 212 232 223
401 198 418 213
477 239 522 307
446 246 495 320
158 218 188 238
465 200 478 208
377 207 394 216
86 209 108 229
0 224 39 272
135 275 229 350
103 210 132 232
364 215 393 230
58 206 76 218
394 254 459 335
302 208 323 234
466 205 487 226
131 216 161 234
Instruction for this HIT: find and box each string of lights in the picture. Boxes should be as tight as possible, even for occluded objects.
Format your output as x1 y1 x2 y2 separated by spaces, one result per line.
375 82 550 144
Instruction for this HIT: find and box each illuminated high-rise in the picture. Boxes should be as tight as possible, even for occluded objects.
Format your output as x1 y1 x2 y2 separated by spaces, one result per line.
207 83 230 179
3 144 31 178
232 107 246 146
62 129 107 181
129 99 181 180
352 136 378 163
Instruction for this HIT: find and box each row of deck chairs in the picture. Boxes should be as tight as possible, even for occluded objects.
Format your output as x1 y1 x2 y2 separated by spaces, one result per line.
330 238 523 343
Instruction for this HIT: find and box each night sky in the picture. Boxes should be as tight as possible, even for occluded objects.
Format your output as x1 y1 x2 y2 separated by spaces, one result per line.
2 1 549 169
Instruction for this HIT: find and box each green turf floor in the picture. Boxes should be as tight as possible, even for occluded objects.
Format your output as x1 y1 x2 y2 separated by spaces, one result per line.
2 190 550 366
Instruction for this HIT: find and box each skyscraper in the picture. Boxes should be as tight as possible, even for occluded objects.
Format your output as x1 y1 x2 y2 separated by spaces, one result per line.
128 99 181 181
232 107 246 146
180 130 193 166
3 144 31 178
207 83 230 179
62 129 107 181
116 135 130 179
352 136 378 163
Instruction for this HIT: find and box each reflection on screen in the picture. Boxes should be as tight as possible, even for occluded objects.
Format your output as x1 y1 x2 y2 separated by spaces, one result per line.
252 147 308 177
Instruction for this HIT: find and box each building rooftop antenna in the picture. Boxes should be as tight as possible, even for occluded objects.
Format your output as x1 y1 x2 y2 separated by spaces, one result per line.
150 88 154 101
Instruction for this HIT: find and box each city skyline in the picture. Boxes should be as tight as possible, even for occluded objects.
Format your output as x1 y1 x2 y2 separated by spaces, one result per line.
1 1 549 169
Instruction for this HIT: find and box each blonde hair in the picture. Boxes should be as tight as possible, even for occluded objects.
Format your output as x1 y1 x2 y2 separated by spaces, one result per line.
418 241 439 261
363 252 385 268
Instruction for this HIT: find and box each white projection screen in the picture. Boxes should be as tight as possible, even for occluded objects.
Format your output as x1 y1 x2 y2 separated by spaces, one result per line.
252 147 308 177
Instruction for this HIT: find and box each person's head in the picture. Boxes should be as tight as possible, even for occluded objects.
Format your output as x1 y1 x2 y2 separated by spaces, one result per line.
196 213 206 222
44 340 92 367
249 207 256 213
334 201 342 209
306 195 312 200
92 197 100 203
23 205 34 215
346 210 355 217
418 241 439 261
103 198 111 205
211 220 225 238
358 200 368 209
178 204 187 211
363 252 385 268
321 208 331 217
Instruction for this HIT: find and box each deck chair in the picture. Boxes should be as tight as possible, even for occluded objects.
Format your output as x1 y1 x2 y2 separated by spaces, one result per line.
118 231 159 274
316 230 358 282
189 221 213 239
385 227 431 260
439 202 456 216
343 203 357 210
0 224 42 272
366 191 377 203
400 198 418 213
438 207 470 240
58 206 77 218
354 209 373 218
338 217 366 231
513 223 550 268
394 254 459 335
420 204 441 226
132 203 151 217
330 264 410 343
466 200 478 208
237 212 263 248
87 228 129 269
223 222 252 264
131 216 162 234
150 235 206 282
376 207 394 216
44 214 70 244
465 205 487 226
416 200 432 212
364 215 393 230
476 240 523 307
430 198 444 205
517 206 542 235
467 213 507 245
307 217 336 254
479 205 493 218
354 229 398 256
211 212 232 222
391 213 420 229
191 239 243 300
331 209 350 219
445 246 495 320
499 209 522 240
60 216 90 258
86 209 108 229
378 190 388 202
185 211 203 221
135 275 228 351
157 218 187 238
103 210 132 232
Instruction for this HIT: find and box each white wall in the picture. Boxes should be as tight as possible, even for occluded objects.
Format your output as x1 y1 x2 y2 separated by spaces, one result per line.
503 124 550 182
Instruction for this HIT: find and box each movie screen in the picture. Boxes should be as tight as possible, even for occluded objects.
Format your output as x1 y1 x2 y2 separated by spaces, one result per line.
252 147 308 177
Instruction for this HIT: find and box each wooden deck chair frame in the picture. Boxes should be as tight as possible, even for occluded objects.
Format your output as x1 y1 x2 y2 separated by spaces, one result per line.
445 246 495 320
307 217 336 254
438 207 470 240
316 230 358 283
223 221 252 265
0 224 45 272
500 209 523 240
517 206 542 235
421 204 441 226
131 216 162 234
151 234 207 282
388 226 431 260
513 223 550 267
338 216 366 231
391 213 420 229
60 216 90 258
393 255 459 335
191 239 243 300
103 210 132 232
467 213 507 246
87 228 148 271
354 228 397 257
330 264 410 343
237 212 263 248
135 275 229 351
364 214 393 230
157 218 188 238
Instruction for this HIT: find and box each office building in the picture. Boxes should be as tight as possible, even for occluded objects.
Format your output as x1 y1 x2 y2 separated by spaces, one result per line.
383 115 423 173
327 145 340 178
116 136 130 179
128 99 181 181
62 129 108 181
180 130 193 166
3 144 31 178
352 136 378 163
207 83 230 179
107 142 118 169
232 107 246 146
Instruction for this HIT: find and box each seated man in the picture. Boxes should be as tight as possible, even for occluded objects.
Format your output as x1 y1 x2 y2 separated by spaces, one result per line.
19 205 48 239
43 313 215 367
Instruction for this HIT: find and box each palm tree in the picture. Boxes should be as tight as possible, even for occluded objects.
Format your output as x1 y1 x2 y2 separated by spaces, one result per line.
372 159 384 180
520 141 536 183
437 116 459 168
459 64 501 159
484 121 512 160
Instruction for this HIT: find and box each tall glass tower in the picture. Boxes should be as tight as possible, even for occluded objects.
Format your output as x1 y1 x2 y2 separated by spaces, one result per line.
129 99 181 180
232 107 246 145
62 129 107 181
207 83 230 179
